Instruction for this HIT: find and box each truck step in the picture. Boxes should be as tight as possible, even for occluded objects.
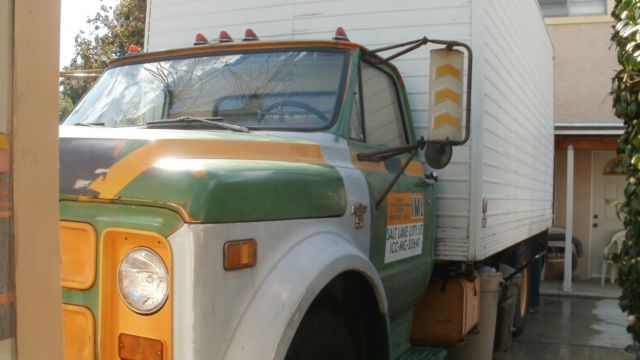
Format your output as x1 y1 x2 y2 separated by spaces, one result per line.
394 346 446 360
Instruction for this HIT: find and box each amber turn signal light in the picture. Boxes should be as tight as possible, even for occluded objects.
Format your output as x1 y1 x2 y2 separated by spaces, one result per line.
224 239 257 270
118 333 163 360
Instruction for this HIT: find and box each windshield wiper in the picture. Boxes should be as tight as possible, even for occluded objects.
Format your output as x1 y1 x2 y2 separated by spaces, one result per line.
74 122 106 127
146 116 250 133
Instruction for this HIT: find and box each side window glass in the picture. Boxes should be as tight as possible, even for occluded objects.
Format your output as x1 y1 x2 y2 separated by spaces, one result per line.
361 62 406 146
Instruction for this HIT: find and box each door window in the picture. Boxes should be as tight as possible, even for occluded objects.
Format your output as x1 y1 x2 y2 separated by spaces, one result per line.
603 155 625 175
360 62 406 147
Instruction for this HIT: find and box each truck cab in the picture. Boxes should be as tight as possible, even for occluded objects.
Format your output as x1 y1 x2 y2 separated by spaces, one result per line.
60 33 470 360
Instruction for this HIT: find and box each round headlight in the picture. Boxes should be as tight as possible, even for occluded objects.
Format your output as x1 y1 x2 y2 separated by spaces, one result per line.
117 247 169 314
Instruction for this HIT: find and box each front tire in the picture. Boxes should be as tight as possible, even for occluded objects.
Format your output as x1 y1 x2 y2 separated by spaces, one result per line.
285 309 357 360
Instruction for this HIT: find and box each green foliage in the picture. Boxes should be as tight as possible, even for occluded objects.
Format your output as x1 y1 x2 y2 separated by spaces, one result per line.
58 94 74 122
59 0 146 106
612 0 640 357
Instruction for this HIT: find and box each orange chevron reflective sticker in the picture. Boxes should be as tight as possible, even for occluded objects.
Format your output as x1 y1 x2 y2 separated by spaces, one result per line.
435 63 461 80
433 113 460 129
434 88 460 105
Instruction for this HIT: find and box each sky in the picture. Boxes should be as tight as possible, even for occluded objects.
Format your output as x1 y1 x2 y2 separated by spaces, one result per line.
59 0 118 69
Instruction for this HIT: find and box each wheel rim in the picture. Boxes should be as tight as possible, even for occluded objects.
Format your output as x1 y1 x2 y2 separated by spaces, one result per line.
519 268 529 317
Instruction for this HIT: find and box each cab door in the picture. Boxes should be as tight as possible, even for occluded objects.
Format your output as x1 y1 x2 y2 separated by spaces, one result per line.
347 59 435 315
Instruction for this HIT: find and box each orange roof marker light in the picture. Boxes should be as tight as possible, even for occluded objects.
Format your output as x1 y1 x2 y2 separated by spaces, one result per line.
218 30 234 43
194 33 209 46
126 44 143 55
333 27 349 41
242 28 259 41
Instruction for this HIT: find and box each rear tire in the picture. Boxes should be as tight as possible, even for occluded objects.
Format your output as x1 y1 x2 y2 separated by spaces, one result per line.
285 309 357 360
513 267 529 337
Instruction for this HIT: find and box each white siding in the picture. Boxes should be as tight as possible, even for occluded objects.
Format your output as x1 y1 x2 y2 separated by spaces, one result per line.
146 0 554 261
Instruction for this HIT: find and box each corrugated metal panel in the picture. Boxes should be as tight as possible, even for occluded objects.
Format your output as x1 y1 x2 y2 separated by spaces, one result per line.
473 0 554 260
146 0 471 52
433 140 471 260
146 0 296 50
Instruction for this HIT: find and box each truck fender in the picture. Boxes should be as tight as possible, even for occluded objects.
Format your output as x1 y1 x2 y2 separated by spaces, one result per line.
222 233 387 360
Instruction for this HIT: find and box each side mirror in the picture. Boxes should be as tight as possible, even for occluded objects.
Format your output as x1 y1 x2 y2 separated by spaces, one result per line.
427 48 468 143
427 48 470 145
365 38 471 169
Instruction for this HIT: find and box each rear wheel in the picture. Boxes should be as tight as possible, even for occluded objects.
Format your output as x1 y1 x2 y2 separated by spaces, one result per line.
513 267 529 337
285 309 357 360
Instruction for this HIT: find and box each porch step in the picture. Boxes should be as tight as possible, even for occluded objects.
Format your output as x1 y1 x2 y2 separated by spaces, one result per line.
394 345 446 360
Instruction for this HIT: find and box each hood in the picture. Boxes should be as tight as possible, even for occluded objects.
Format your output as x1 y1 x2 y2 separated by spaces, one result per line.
59 127 346 223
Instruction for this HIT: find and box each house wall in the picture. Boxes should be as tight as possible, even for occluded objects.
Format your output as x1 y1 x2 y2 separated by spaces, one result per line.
548 22 618 123
547 2 621 281
553 148 592 279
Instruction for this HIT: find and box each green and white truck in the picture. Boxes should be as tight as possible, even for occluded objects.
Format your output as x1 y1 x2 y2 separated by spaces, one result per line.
59 0 554 358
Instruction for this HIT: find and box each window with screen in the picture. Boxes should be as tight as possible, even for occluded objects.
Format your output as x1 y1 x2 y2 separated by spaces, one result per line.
539 0 607 17
360 62 406 147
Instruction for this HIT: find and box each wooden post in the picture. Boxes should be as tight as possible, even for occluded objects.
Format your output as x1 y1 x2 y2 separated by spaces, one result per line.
0 0 15 357
11 0 64 358
563 145 574 293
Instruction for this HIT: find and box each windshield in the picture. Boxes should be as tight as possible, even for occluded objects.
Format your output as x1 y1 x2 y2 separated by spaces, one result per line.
63 50 348 130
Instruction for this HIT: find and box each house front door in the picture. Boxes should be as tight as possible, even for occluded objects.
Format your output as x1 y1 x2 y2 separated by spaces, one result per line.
590 151 626 278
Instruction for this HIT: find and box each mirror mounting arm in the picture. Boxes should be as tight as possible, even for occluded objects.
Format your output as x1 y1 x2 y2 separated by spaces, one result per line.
357 137 428 210
368 37 473 147
357 137 427 162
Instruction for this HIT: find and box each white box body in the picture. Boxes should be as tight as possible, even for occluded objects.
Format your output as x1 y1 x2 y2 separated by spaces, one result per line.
145 0 554 261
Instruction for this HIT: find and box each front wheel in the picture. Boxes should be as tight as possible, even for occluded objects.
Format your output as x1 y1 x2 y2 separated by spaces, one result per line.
285 309 357 360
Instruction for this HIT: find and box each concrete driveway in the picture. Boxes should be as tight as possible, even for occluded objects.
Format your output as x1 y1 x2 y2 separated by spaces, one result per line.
494 296 632 359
